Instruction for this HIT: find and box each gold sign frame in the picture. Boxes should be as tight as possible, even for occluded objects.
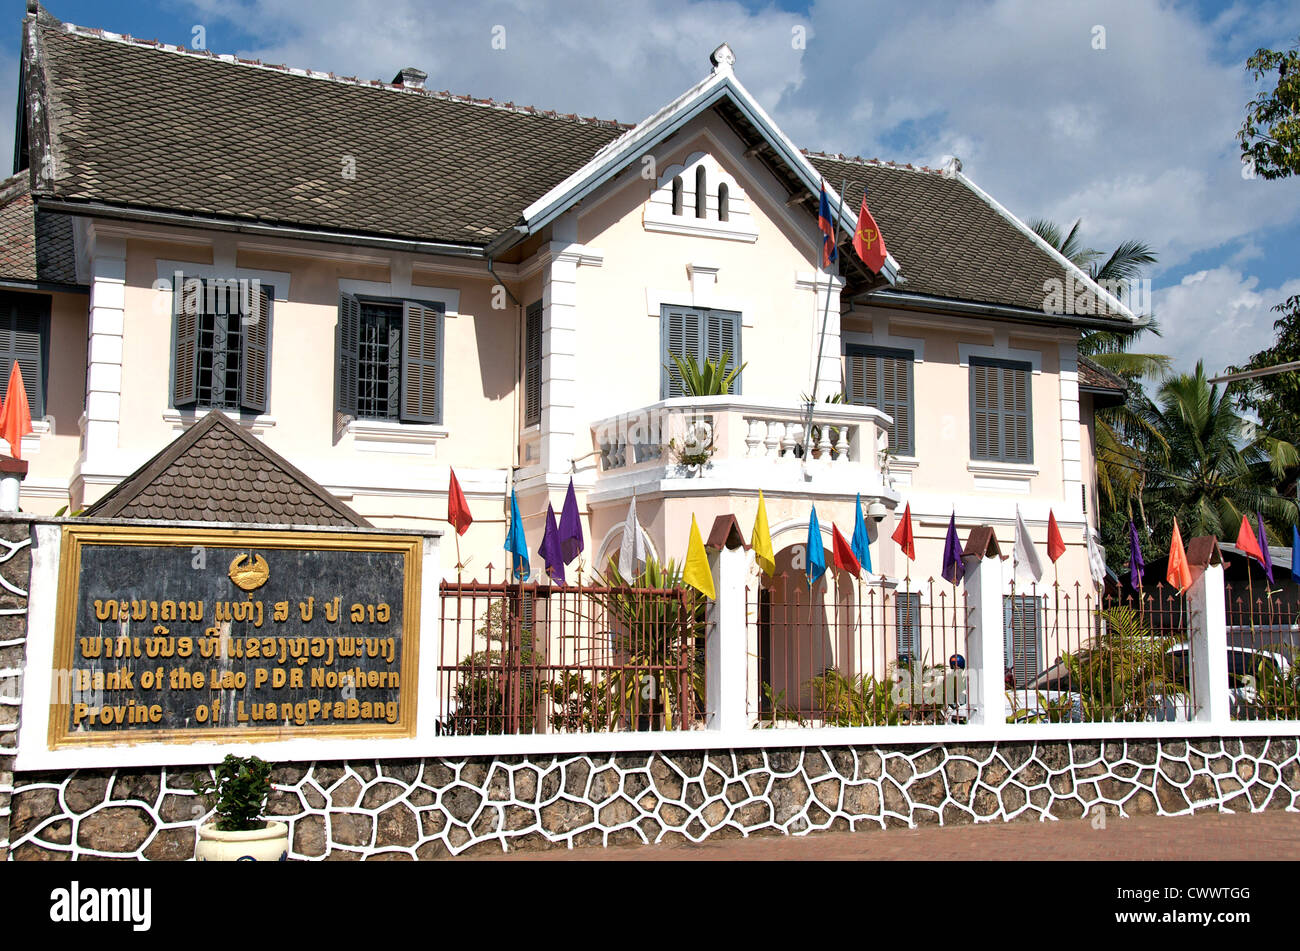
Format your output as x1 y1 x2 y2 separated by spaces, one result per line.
49 524 422 749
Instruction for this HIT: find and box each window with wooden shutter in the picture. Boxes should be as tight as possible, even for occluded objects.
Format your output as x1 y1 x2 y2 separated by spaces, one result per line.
0 292 49 418
845 344 913 454
895 592 920 664
524 299 542 427
171 275 270 414
660 305 740 399
400 300 443 424
969 356 1033 463
1003 594 1041 688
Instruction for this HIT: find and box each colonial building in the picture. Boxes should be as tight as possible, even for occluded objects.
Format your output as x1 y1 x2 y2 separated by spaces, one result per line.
4 5 1128 650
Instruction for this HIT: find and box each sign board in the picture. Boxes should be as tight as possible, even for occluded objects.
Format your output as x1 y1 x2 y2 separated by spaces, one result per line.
48 525 421 748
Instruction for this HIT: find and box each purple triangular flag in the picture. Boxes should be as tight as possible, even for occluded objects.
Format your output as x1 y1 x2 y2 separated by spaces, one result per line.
559 477 585 565
941 512 964 584
1257 512 1275 584
1128 520 1144 590
539 504 565 585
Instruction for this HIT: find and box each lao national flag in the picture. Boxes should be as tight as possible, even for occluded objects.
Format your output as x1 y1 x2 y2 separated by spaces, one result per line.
852 193 887 274
818 182 837 268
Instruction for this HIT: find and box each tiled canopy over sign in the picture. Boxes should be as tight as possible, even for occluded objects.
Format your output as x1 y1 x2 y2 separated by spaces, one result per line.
82 412 370 526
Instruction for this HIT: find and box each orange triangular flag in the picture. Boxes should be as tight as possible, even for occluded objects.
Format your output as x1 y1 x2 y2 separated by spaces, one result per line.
891 503 915 561
1236 514 1264 564
0 362 33 461
1167 519 1192 594
1046 510 1066 563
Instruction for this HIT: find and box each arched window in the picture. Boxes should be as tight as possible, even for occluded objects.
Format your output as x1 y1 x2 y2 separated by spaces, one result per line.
671 176 683 215
717 183 730 222
695 166 707 218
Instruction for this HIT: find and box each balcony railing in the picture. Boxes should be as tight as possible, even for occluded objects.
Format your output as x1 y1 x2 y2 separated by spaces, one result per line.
589 396 893 485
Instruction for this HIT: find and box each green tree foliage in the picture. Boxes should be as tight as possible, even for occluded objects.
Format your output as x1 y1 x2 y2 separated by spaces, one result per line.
1226 295 1300 452
1239 39 1300 180
1136 362 1298 543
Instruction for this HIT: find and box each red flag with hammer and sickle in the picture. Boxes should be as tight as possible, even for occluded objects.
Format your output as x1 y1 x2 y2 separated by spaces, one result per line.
852 195 888 274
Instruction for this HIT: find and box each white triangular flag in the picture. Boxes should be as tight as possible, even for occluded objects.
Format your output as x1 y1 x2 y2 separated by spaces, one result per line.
1085 517 1107 586
1013 505 1044 586
617 493 648 580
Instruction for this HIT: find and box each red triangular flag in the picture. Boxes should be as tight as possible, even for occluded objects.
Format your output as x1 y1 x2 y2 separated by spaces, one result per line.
0 361 33 461
851 194 888 274
891 503 915 561
832 524 861 577
1167 519 1192 594
447 468 472 536
1046 510 1066 564
1236 514 1264 564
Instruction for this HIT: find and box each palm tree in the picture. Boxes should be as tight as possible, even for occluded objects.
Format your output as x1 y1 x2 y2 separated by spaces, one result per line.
1138 362 1298 540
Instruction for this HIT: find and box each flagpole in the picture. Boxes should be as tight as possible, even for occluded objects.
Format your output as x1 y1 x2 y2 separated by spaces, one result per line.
801 178 849 466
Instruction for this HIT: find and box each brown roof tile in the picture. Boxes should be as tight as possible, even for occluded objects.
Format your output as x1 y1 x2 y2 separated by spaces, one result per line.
83 412 370 527
0 173 78 285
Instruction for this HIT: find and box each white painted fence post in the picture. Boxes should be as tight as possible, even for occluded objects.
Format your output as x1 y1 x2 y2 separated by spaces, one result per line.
1186 546 1229 727
961 528 1006 726
705 524 749 732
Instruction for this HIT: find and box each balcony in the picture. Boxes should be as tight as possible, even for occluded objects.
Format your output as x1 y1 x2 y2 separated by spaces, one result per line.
587 396 896 502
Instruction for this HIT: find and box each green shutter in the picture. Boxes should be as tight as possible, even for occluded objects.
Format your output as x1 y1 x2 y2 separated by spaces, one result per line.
846 345 913 455
662 306 701 398
703 310 740 395
971 357 1032 463
401 301 442 424
1004 595 1040 687
171 272 199 408
0 293 48 419
336 292 360 417
524 300 542 426
238 283 271 413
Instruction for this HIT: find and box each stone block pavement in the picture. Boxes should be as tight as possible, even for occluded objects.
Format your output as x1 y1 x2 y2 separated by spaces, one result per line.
466 809 1300 860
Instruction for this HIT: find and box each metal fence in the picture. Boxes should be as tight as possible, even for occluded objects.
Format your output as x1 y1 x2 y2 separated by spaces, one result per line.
437 579 705 735
747 575 971 727
1224 582 1300 721
1004 581 1192 724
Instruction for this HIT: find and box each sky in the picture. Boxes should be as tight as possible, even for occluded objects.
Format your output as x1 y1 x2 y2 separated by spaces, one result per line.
3 0 1298 377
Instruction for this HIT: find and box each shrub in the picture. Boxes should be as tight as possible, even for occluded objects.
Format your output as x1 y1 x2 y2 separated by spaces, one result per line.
193 754 273 832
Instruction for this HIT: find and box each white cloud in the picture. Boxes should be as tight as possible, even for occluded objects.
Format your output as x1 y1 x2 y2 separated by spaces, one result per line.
1155 268 1300 376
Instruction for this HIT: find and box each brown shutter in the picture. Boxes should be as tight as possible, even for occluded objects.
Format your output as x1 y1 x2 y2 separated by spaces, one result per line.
401 301 442 423
238 283 271 413
171 271 199 407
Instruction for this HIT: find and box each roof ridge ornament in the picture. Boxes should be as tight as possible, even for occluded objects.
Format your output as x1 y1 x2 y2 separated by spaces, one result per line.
709 43 736 73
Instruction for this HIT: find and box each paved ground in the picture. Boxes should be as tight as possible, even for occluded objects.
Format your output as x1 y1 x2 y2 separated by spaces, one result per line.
468 810 1300 860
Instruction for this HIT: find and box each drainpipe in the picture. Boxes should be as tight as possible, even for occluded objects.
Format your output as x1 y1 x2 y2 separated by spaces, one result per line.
0 456 28 513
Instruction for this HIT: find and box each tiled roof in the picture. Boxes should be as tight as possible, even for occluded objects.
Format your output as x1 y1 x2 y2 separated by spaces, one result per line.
1078 357 1127 394
22 8 1117 317
807 153 1076 314
27 16 626 246
83 412 370 527
0 173 78 286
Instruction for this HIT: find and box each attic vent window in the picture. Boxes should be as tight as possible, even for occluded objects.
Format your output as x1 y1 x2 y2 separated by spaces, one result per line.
393 67 427 89
718 183 729 222
695 166 707 218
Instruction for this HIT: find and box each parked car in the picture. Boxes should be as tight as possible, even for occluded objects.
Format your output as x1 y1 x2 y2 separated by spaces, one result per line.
1004 644 1291 722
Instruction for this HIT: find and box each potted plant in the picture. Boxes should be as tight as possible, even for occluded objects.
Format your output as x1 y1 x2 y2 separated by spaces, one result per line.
192 754 289 861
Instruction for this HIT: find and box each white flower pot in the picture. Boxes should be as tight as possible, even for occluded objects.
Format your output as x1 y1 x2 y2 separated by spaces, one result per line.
194 821 289 861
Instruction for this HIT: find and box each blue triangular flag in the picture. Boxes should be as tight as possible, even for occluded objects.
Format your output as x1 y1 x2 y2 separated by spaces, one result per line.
504 489 530 582
806 505 826 588
851 493 872 575
1291 525 1300 584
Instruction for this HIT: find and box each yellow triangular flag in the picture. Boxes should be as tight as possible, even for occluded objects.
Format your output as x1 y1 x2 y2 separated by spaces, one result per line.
753 490 775 577
683 514 715 600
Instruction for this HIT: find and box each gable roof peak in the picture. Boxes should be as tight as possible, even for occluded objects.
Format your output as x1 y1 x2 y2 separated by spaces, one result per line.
709 43 736 74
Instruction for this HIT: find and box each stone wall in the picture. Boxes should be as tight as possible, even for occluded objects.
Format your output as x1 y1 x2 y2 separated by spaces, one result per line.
8 737 1299 859
0 518 31 862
